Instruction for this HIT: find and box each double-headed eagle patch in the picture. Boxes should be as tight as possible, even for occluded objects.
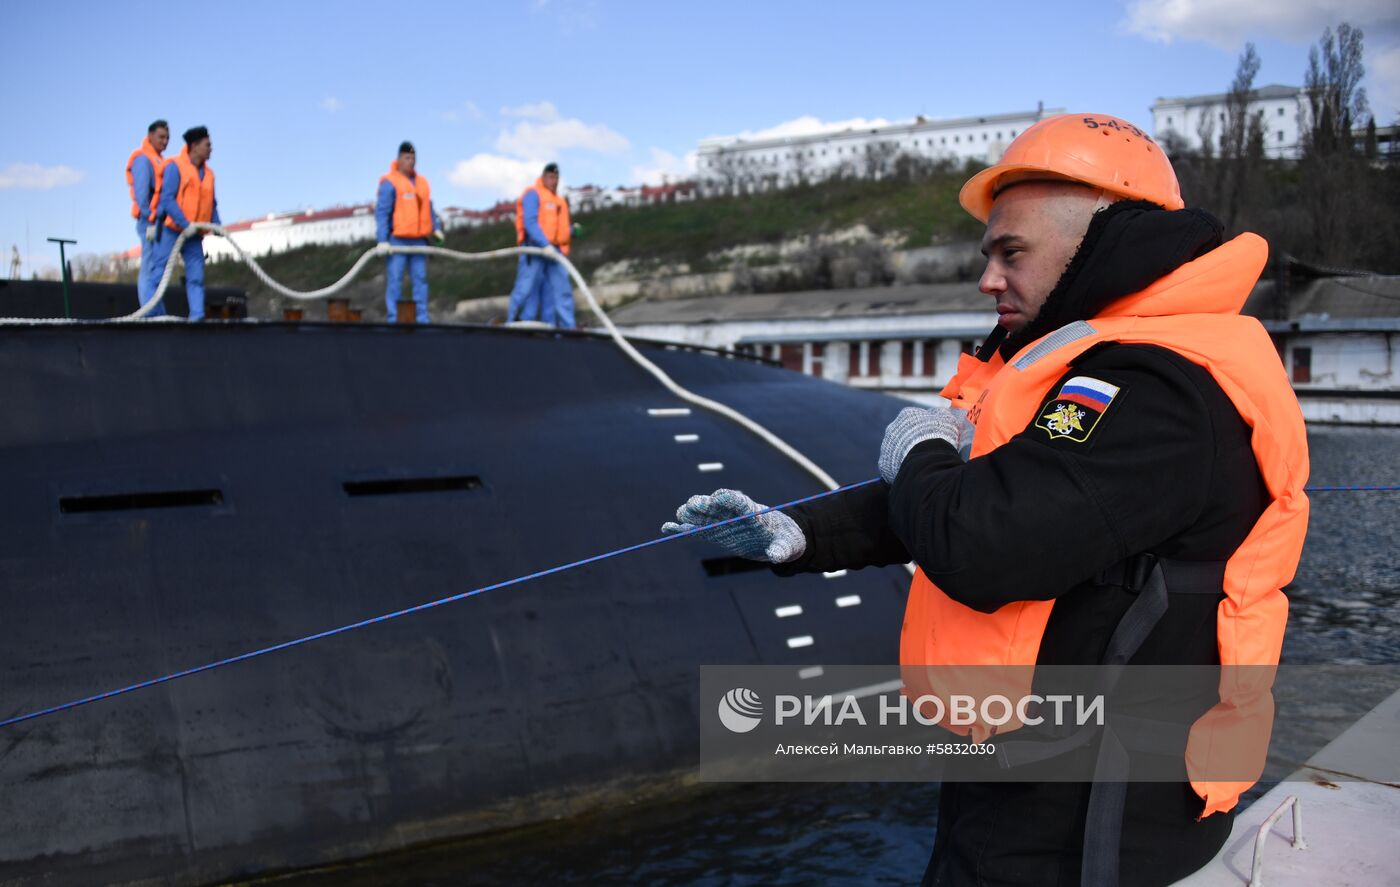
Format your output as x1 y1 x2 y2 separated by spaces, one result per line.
1035 375 1120 443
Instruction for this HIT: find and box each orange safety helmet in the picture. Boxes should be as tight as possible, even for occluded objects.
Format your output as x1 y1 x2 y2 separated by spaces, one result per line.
959 113 1184 222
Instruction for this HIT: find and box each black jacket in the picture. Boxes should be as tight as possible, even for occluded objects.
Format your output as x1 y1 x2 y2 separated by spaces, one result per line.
774 202 1273 886
775 201 1269 667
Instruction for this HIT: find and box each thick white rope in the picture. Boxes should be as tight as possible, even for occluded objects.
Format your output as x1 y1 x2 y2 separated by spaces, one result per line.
6 223 841 491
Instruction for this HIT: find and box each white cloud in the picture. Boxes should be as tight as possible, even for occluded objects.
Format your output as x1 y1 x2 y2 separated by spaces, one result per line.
1123 0 1400 48
707 115 900 143
501 101 561 121
495 116 629 158
1372 44 1400 120
441 101 485 123
1121 0 1400 123
448 154 543 198
0 163 83 190
631 148 697 185
321 96 343 113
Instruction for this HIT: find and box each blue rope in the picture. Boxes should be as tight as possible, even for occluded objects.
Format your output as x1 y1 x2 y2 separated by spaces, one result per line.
3 476 1395 730
0 478 881 730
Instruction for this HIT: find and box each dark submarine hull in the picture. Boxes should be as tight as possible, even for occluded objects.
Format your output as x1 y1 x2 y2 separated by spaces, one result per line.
0 321 914 885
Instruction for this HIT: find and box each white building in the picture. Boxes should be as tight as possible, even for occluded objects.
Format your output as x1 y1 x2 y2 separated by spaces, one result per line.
204 202 504 262
695 106 1062 195
564 181 699 214
610 273 1400 423
205 205 378 262
610 284 997 406
1151 85 1306 159
1246 273 1400 425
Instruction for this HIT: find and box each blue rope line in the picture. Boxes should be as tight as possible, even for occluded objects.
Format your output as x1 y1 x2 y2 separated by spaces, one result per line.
3 476 1394 729
0 478 881 730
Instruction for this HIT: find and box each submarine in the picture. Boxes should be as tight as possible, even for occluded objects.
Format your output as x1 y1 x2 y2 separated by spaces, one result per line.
0 300 916 885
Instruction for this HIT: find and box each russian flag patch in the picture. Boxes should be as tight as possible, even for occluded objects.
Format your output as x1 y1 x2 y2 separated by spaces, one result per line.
1035 375 1120 442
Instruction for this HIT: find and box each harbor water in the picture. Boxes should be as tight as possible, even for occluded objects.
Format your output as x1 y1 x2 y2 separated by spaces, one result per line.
250 426 1400 887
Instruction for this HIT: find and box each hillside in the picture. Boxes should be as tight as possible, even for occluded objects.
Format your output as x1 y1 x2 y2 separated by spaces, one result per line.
189 163 987 321
118 150 1400 322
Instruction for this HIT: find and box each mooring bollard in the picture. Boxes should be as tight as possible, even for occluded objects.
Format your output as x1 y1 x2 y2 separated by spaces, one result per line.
396 299 417 325
327 298 350 323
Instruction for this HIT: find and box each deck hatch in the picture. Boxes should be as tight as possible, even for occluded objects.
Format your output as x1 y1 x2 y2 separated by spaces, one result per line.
343 475 483 497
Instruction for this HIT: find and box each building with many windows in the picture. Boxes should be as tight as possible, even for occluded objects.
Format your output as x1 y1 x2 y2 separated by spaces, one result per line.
1150 84 1307 159
694 105 1062 195
609 284 996 406
609 274 1400 422
202 203 510 262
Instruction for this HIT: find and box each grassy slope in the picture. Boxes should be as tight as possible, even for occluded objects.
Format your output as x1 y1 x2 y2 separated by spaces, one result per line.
197 166 985 316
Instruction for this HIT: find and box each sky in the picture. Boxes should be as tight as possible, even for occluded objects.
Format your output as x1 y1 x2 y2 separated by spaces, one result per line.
3 0 1398 274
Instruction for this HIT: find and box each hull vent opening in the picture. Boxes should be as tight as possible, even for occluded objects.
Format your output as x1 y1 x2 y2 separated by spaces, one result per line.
702 557 772 577
343 475 483 497
60 489 224 514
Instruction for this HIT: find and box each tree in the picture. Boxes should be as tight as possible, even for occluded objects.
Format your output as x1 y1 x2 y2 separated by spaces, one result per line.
862 141 899 179
1304 23 1369 157
1216 42 1267 232
704 149 746 197
1295 22 1395 268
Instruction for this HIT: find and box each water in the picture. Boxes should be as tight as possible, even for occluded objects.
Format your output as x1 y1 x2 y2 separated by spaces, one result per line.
255 427 1400 887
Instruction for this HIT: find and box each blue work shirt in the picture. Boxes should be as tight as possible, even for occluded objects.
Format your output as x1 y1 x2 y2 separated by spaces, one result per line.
131 154 157 221
158 162 221 230
375 177 440 242
518 190 552 247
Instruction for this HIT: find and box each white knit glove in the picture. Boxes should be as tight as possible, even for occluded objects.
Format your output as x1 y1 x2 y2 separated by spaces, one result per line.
661 488 807 563
878 407 967 484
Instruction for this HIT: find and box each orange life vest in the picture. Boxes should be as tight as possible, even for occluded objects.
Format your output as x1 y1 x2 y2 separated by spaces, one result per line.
380 165 435 239
514 180 571 256
125 136 164 220
158 147 217 232
900 233 1309 817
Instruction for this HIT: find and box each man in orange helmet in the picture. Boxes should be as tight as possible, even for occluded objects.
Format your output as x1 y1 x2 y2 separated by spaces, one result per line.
665 114 1308 886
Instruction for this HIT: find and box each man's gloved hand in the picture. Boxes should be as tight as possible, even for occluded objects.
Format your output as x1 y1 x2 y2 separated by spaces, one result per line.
374 241 391 256
144 225 157 243
432 229 446 244
661 488 807 563
878 406 967 484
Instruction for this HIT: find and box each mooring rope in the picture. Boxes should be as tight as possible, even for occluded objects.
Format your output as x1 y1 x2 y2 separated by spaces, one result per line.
9 223 842 492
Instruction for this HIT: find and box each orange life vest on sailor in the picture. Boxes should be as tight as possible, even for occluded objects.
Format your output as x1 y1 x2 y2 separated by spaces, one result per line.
125 136 164 220
514 180 571 256
901 232 1309 817
380 166 435 239
159 147 217 232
